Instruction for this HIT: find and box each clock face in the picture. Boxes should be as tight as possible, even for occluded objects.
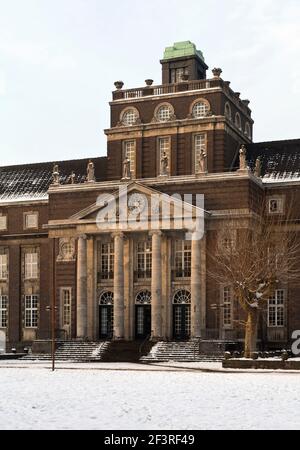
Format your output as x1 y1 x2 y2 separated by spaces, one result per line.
128 193 146 215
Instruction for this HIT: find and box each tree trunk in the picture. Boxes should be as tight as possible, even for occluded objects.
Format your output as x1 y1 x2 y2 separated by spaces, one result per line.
244 310 259 358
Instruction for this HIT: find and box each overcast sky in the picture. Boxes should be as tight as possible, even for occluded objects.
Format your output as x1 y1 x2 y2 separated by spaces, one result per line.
0 0 300 166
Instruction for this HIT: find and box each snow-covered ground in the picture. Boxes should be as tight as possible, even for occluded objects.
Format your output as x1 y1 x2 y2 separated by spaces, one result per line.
0 363 300 430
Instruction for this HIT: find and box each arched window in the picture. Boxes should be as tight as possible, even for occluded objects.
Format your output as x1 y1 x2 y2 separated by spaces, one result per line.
192 100 210 118
235 113 242 130
155 103 173 122
173 290 191 304
245 122 251 139
121 108 139 126
135 290 152 305
225 102 232 120
99 291 114 305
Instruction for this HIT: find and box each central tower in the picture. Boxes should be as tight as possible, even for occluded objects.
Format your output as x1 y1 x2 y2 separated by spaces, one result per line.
160 40 208 84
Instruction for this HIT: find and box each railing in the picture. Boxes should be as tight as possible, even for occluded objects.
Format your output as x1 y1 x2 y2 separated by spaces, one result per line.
139 334 151 355
97 271 114 282
113 79 223 101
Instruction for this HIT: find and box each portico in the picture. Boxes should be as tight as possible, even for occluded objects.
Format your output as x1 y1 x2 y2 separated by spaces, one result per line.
48 182 207 342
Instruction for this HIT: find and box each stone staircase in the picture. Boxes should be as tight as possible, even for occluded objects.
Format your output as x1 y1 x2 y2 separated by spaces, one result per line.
22 341 109 362
140 341 224 363
101 340 155 363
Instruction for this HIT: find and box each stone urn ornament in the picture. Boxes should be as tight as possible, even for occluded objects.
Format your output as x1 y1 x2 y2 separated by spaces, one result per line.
145 79 154 86
114 81 124 90
212 68 223 78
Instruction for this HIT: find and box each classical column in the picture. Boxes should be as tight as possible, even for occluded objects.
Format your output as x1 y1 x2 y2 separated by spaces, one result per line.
150 231 162 340
191 233 202 338
86 236 95 340
77 235 88 339
113 232 125 339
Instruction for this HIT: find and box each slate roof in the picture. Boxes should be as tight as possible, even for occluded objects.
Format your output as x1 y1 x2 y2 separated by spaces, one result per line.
247 139 300 182
0 157 107 203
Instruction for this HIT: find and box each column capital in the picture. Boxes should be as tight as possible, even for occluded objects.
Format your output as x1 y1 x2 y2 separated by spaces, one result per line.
112 231 125 239
77 234 87 241
149 230 163 238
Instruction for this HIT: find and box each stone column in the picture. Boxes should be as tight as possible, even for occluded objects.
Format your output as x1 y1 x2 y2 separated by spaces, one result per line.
150 231 162 340
77 235 88 339
191 233 202 338
87 236 95 340
113 232 125 340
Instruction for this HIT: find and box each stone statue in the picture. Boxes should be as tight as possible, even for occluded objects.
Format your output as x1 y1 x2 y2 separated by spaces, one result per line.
239 145 247 171
160 151 169 176
52 164 60 185
123 156 131 179
198 148 207 173
87 160 95 183
68 172 76 184
254 157 262 178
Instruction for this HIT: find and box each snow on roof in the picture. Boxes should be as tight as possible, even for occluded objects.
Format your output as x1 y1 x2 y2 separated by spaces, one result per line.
0 157 107 203
247 139 300 182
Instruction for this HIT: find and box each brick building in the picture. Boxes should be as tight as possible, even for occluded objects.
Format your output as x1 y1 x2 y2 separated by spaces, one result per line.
0 41 299 356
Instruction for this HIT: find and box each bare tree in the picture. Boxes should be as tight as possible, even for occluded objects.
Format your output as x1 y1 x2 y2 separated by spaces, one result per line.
208 196 300 358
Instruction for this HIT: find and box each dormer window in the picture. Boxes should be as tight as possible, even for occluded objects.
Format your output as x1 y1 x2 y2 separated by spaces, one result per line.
192 100 210 118
235 113 242 130
225 102 232 120
121 108 139 126
245 122 251 139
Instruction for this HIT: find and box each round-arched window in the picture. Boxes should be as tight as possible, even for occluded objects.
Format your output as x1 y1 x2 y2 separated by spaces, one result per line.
135 290 152 305
245 122 251 139
156 104 172 122
173 290 191 304
99 291 114 305
122 108 138 126
225 102 232 120
192 100 210 118
235 113 242 130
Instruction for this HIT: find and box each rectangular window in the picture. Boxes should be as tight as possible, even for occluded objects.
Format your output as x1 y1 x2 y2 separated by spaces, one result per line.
0 295 8 328
268 290 285 327
61 288 72 327
25 253 38 279
25 295 38 328
136 240 152 279
123 140 136 177
158 137 171 175
268 198 284 214
24 212 38 229
174 240 191 277
100 242 114 280
0 216 7 231
171 68 187 83
223 287 233 328
194 134 206 174
0 254 8 280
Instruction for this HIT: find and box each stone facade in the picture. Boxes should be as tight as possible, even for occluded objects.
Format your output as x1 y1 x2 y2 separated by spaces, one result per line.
0 41 299 352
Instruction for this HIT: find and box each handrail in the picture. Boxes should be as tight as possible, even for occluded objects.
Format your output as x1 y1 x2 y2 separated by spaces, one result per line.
139 333 151 355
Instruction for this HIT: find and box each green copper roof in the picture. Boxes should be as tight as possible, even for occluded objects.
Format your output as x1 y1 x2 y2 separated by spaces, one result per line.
163 41 205 62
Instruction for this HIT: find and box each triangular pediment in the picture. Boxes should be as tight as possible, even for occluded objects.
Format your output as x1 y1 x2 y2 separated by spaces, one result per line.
66 181 206 235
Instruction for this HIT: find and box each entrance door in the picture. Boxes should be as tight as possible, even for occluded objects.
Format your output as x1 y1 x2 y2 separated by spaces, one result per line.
99 305 113 339
135 305 151 339
173 305 191 340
